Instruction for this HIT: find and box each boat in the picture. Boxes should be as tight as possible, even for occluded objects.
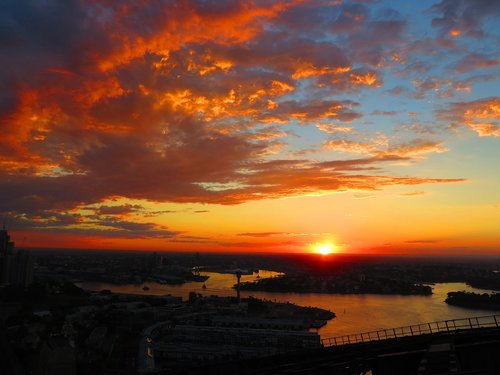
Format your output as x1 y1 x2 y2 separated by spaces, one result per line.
143 286 150 291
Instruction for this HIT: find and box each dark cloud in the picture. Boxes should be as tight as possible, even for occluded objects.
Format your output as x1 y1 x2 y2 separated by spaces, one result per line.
34 224 179 240
371 110 398 116
96 204 143 216
7 210 179 239
412 77 473 99
453 53 500 74
430 0 500 38
330 3 406 66
386 85 415 98
142 210 177 217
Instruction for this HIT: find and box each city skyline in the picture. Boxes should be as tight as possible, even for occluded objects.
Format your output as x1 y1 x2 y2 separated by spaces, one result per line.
1 0 499 254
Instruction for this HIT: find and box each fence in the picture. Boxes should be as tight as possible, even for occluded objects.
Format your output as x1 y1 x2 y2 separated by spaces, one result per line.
321 314 500 347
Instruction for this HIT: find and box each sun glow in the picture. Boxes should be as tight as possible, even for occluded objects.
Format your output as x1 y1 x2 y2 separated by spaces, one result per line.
312 242 336 255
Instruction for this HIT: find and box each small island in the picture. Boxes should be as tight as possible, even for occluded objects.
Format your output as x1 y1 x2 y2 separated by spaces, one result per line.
445 291 500 310
244 296 336 328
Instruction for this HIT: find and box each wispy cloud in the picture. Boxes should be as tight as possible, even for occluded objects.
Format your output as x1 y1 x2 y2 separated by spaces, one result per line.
237 232 287 238
401 191 428 197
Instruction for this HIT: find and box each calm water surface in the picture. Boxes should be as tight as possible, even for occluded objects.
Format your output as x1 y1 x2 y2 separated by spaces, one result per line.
77 272 498 339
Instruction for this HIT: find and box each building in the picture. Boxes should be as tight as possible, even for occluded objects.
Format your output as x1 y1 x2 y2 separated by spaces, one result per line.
0 228 15 255
0 228 14 285
35 336 76 375
0 229 33 287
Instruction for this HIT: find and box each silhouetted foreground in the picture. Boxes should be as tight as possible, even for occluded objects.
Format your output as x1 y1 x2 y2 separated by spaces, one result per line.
173 327 500 375
0 281 333 374
3 243 500 374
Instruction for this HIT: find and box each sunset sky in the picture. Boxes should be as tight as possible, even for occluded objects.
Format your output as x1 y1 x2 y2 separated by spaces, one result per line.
1 0 499 254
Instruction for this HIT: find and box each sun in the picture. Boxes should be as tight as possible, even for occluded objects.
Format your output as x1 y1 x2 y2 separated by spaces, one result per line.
312 242 336 256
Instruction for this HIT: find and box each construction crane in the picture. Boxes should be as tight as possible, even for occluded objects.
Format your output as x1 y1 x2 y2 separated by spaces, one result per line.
226 268 248 303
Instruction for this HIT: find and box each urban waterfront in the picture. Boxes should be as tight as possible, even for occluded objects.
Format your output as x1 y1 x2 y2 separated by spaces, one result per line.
5 241 500 374
77 273 498 338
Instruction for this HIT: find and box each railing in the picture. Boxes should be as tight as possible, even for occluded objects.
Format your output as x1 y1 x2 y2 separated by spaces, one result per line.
321 314 500 347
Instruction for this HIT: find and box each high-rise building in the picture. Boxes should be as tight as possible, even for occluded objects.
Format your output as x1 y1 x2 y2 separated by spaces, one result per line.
0 228 14 255
11 250 34 287
0 228 14 285
0 229 33 287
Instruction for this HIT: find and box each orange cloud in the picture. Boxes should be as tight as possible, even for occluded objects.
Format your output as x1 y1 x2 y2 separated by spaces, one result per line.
349 71 378 86
386 139 447 156
324 137 446 157
437 97 500 137
292 65 351 80
316 123 354 134
323 139 377 154
97 1 302 72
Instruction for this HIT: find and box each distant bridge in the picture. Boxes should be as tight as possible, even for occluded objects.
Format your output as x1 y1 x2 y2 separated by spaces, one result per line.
321 314 500 347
